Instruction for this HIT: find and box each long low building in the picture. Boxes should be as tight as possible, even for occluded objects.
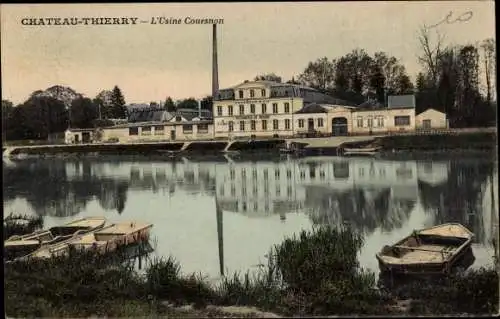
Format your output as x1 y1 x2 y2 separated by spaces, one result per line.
100 119 214 143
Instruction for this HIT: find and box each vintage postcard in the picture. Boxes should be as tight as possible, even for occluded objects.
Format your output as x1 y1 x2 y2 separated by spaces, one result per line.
2 2 498 318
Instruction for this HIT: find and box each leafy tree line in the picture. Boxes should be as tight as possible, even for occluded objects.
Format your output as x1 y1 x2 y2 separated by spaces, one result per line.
2 85 127 141
414 28 496 127
255 30 495 128
160 96 213 112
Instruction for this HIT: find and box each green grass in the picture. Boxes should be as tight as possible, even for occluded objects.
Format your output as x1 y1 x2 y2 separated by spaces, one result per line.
4 224 499 317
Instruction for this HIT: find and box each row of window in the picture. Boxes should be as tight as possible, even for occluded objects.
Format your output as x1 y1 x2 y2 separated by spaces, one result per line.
230 168 295 180
128 124 209 136
238 89 266 99
226 119 292 131
225 162 413 181
355 115 410 128
220 183 294 199
297 118 324 128
217 102 290 116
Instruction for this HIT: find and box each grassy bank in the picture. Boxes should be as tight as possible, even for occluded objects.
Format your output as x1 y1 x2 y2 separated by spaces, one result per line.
376 131 497 151
4 222 499 317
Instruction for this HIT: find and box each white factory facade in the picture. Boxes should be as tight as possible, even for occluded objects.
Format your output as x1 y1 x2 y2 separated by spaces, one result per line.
212 80 448 140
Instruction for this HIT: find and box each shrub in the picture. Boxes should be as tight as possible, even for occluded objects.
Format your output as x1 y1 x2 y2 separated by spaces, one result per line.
272 225 365 293
3 213 43 240
145 256 216 306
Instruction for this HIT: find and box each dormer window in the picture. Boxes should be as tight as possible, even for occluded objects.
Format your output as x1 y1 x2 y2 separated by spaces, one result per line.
238 90 243 99
176 116 182 122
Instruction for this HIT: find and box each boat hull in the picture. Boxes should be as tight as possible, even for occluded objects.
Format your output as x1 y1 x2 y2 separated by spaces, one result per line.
376 223 474 276
4 217 107 261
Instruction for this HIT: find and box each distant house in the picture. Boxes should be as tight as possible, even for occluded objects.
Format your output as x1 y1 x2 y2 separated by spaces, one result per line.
415 108 448 129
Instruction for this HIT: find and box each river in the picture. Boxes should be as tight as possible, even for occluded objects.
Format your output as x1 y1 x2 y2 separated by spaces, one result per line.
3 152 498 280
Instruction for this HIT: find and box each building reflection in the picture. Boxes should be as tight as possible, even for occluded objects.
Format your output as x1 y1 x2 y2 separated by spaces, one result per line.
418 159 495 244
2 155 496 246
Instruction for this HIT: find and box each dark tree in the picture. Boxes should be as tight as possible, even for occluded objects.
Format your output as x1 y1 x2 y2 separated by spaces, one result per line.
176 98 199 109
368 65 386 104
69 98 99 129
200 96 213 111
2 100 14 140
164 97 176 112
110 86 127 119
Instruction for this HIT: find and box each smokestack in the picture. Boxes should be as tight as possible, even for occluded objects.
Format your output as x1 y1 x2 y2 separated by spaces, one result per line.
212 24 219 99
198 99 201 118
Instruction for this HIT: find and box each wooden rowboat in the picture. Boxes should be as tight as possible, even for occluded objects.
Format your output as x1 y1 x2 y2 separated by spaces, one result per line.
4 217 106 260
343 147 381 157
22 221 153 260
376 223 474 275
343 147 381 153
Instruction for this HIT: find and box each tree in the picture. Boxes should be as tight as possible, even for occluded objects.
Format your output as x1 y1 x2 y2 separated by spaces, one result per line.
94 90 113 119
456 45 481 126
2 100 14 140
69 98 98 129
415 72 428 92
368 64 386 104
395 73 414 94
12 96 68 139
254 73 282 83
371 52 413 96
480 38 495 106
176 98 199 110
149 101 159 108
417 26 445 87
110 86 127 119
298 57 336 91
164 96 176 112
200 96 213 111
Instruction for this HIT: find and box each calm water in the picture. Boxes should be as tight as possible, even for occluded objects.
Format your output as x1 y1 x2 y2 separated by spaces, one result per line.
3 153 498 280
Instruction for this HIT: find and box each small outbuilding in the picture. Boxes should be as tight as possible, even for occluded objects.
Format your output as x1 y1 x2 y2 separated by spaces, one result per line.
64 128 97 144
415 108 448 129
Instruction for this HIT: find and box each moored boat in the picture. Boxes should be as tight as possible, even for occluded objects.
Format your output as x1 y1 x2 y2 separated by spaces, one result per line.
343 146 381 157
4 217 106 260
22 221 153 260
343 147 381 153
376 223 474 275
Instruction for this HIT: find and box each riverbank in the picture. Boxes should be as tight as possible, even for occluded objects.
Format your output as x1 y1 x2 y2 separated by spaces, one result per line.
3 130 496 158
4 216 498 317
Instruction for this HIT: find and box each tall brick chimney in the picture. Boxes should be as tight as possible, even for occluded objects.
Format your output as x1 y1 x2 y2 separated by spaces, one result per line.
212 24 219 99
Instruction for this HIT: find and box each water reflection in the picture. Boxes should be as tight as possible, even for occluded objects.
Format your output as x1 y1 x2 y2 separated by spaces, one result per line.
3 154 498 278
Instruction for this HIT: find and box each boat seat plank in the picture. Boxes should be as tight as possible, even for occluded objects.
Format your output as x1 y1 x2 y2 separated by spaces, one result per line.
393 245 449 253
